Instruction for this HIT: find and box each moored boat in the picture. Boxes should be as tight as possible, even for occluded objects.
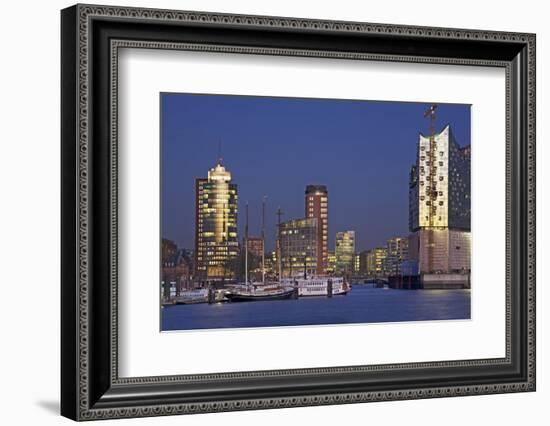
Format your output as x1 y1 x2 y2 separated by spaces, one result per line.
176 288 230 304
281 276 351 296
175 289 209 304
176 288 208 305
225 283 296 302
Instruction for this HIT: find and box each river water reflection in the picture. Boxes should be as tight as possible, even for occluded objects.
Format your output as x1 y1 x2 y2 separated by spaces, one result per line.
162 286 471 331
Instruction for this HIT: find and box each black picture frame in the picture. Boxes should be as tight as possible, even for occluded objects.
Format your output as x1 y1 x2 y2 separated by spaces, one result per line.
61 4 536 421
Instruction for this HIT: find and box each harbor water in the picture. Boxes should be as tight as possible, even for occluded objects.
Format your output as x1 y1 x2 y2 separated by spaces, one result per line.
161 285 471 331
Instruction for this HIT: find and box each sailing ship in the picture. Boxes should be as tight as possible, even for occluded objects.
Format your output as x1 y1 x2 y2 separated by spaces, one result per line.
225 198 298 302
225 283 296 302
225 198 350 301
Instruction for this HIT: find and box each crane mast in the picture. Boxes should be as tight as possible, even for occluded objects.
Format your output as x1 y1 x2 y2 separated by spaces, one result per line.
423 104 438 273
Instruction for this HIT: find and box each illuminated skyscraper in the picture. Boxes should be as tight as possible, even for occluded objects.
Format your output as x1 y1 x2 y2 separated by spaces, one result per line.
194 160 239 280
305 185 328 275
408 124 471 273
335 231 355 275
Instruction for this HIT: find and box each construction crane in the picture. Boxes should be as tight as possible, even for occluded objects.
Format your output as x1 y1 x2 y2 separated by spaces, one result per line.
423 104 438 273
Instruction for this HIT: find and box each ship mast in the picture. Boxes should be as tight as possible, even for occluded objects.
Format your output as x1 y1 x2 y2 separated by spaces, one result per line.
245 201 249 284
262 196 266 284
276 207 284 280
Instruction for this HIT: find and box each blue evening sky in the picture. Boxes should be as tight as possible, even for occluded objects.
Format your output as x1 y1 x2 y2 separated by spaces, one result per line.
161 93 470 253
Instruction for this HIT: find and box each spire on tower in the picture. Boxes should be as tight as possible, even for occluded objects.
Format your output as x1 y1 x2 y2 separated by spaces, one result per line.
217 139 223 165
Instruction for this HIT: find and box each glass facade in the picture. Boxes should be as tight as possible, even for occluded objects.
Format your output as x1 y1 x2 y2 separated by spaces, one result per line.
279 218 318 278
408 125 471 274
408 229 471 274
335 231 355 275
409 125 470 232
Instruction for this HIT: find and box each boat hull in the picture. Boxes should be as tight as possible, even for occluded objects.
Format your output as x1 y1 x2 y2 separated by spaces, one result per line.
226 289 296 302
176 298 207 305
298 288 350 297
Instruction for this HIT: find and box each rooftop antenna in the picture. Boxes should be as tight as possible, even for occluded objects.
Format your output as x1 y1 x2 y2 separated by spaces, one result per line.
217 138 223 165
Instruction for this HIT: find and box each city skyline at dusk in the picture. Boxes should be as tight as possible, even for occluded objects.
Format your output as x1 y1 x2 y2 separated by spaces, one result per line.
161 93 471 253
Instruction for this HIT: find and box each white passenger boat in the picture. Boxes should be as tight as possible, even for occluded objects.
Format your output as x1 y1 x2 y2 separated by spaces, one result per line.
176 288 230 304
281 276 351 296
175 289 209 304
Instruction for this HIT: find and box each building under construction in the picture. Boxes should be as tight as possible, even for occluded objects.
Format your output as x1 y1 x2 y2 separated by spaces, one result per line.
408 106 471 287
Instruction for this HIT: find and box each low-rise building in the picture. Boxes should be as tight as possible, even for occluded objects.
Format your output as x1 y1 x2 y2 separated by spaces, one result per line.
161 247 193 298
386 236 409 276
366 247 388 276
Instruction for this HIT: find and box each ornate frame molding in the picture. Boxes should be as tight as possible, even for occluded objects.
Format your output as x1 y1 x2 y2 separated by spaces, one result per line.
61 4 536 421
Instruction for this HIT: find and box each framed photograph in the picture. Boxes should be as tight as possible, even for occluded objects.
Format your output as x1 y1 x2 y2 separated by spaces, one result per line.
61 4 536 421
